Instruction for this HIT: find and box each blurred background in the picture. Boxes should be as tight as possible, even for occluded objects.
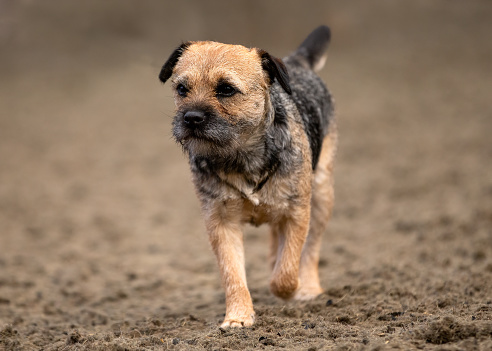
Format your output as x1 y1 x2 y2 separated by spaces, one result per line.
0 0 491 348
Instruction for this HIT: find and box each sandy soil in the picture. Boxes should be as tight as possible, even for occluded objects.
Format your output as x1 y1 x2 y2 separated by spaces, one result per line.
1 1 491 350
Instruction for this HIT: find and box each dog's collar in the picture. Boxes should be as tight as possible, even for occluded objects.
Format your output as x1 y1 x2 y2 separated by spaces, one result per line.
252 158 280 193
192 147 280 204
210 158 279 206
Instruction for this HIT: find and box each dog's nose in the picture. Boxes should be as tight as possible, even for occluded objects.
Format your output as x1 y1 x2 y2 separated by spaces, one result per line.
183 110 206 127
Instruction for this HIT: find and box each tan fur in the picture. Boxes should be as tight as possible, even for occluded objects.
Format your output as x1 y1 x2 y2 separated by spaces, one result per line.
295 123 337 299
166 41 336 328
204 200 255 327
172 42 270 127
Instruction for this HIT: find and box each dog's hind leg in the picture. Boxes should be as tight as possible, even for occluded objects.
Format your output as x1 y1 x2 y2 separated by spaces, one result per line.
294 126 337 300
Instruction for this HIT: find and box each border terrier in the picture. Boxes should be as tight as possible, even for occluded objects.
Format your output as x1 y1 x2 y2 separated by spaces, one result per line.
159 25 336 328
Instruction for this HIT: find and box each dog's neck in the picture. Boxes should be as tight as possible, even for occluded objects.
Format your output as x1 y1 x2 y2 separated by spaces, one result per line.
191 130 277 183
189 90 292 202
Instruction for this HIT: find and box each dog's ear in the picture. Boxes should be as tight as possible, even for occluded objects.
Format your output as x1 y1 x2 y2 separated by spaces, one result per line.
258 50 292 95
159 42 191 84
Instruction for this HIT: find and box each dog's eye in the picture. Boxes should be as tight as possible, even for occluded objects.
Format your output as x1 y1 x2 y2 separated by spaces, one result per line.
176 84 188 97
216 83 236 97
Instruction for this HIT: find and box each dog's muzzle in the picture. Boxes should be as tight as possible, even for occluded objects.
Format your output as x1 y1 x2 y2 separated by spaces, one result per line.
173 108 236 151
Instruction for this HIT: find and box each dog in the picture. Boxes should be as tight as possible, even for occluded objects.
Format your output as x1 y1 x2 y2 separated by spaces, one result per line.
159 25 336 328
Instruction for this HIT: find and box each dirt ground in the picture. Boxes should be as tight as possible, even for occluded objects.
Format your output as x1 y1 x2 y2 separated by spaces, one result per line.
1 1 491 350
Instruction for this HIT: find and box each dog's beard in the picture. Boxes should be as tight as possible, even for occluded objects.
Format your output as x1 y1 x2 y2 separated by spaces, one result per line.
172 116 239 157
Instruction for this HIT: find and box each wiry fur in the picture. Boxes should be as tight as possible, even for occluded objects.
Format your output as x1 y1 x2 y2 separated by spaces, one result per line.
159 25 336 328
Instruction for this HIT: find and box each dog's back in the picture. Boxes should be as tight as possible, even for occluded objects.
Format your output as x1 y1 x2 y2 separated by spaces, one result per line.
272 26 334 170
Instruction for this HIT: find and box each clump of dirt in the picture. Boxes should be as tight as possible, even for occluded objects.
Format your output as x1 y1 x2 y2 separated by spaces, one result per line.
414 315 492 345
0 325 21 351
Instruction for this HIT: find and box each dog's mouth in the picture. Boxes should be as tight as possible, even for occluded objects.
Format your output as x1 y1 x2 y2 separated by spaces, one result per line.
172 112 237 153
178 133 220 150
176 125 230 145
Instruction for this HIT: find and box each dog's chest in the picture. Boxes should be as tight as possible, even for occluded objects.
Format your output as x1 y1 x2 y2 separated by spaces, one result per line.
192 157 304 223
215 172 297 224
213 172 259 204
219 170 289 199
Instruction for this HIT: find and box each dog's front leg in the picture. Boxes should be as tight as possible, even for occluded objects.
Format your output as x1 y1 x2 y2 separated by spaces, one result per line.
204 202 255 328
269 204 311 300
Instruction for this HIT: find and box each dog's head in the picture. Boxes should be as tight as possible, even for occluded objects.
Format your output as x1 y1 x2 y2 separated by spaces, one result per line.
159 41 291 156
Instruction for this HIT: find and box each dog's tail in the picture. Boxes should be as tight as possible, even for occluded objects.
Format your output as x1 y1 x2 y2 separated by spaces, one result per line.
292 25 331 72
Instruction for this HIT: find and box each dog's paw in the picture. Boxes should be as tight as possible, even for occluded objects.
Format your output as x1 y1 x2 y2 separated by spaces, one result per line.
220 312 255 329
292 285 324 301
